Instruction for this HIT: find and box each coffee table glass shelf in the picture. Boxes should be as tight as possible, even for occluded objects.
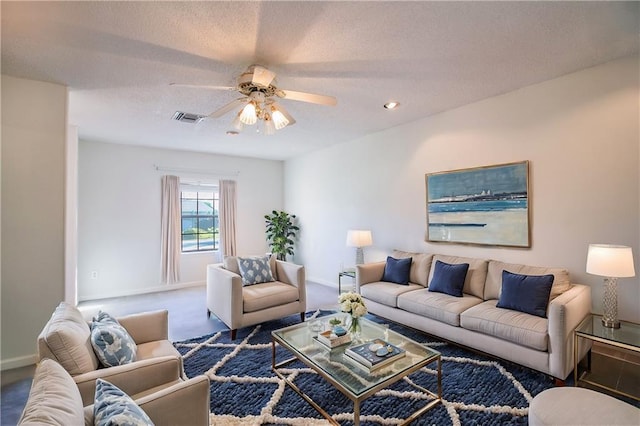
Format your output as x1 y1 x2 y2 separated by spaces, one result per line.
271 313 441 425
574 313 640 401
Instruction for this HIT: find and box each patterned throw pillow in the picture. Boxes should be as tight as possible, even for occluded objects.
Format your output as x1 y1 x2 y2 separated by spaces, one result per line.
90 311 137 367
94 378 154 426
237 255 275 286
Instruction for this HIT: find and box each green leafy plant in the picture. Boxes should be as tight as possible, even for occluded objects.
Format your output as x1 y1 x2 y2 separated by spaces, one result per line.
264 210 299 261
329 318 342 326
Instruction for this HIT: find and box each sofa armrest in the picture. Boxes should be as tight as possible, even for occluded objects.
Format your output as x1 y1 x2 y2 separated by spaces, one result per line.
83 376 210 426
547 283 592 379
356 262 386 290
117 310 169 344
74 356 183 406
136 375 210 426
276 260 306 310
275 260 305 287
207 264 243 328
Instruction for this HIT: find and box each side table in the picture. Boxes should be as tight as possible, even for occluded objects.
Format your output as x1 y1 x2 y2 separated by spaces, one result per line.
574 313 640 401
338 269 356 294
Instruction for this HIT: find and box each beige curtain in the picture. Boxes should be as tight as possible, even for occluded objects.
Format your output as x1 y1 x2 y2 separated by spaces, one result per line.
161 175 181 284
219 180 237 257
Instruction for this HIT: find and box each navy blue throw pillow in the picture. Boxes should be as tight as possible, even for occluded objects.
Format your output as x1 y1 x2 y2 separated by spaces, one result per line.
497 270 554 318
428 260 469 297
381 256 412 285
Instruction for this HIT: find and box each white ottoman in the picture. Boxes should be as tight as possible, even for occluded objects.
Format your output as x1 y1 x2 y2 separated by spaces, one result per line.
529 387 639 426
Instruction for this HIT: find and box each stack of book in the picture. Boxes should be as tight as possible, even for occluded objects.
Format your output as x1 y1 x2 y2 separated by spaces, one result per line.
344 339 405 371
315 330 352 348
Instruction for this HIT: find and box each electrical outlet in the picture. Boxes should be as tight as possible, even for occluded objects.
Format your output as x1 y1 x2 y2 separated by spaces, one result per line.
90 271 98 280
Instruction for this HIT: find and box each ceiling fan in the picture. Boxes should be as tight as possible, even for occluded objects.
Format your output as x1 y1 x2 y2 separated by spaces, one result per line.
172 65 337 135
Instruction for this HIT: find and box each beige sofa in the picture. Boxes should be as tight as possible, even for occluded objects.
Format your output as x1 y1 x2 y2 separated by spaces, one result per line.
357 250 592 381
37 302 186 405
19 357 210 426
207 256 306 339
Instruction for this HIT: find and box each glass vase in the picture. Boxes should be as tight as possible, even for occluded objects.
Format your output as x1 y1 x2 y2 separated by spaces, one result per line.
347 316 362 341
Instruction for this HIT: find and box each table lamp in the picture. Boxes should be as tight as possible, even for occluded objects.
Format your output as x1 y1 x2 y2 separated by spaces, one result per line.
346 230 372 265
586 244 636 329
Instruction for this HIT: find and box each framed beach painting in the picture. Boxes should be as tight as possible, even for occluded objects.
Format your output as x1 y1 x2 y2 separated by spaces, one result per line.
425 161 530 247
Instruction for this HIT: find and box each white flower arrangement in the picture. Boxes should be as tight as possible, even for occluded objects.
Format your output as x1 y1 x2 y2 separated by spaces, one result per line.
338 291 367 318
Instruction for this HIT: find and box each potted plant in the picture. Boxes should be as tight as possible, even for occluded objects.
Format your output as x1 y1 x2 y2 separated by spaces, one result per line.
264 210 299 261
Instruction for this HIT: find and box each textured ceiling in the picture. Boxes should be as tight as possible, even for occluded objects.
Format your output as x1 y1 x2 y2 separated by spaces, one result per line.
2 1 638 160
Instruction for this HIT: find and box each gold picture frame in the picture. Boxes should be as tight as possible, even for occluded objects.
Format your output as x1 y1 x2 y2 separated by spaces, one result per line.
425 161 530 247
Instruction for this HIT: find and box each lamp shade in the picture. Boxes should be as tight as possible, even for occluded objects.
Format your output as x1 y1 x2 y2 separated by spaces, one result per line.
346 230 373 248
586 244 636 278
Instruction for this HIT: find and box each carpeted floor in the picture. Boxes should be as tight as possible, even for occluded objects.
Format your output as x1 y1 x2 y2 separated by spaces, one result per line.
175 310 555 425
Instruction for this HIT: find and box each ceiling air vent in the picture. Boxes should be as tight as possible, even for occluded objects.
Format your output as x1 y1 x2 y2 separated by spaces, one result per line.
172 111 205 124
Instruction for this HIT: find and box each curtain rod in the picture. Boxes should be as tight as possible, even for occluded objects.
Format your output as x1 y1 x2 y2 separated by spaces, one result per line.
154 165 239 177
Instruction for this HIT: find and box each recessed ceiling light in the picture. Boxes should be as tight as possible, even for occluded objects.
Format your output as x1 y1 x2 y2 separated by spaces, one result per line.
226 130 239 136
384 101 400 110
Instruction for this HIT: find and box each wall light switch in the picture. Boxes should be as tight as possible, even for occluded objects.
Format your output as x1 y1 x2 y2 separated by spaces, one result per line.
90 271 98 279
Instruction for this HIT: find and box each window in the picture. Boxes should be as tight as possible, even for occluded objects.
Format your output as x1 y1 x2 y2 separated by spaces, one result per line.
181 189 219 252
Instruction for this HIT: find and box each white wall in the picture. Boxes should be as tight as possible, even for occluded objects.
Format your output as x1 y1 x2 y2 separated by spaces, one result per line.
77 141 283 301
1 75 67 368
285 56 640 322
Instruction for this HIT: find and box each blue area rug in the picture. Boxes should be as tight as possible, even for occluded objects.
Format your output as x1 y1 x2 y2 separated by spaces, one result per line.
174 311 553 425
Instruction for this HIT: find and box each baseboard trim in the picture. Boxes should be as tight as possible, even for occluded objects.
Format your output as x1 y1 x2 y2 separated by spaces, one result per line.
1 354 37 371
77 281 205 302
307 277 337 288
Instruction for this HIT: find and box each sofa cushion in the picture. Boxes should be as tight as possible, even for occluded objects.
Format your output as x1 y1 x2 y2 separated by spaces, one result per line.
381 256 412 285
91 311 138 367
485 260 571 301
497 271 554 318
392 250 434 286
18 358 84 425
242 281 299 313
360 282 423 308
398 289 483 327
429 255 488 299
94 378 154 426
238 255 275 286
460 300 549 351
428 260 469 297
37 302 99 375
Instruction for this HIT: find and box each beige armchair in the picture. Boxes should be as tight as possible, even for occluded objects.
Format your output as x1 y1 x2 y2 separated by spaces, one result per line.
37 302 185 406
207 256 306 339
19 358 210 426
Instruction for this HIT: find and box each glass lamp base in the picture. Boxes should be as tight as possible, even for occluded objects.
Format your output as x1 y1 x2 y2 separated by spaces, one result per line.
601 318 621 329
601 277 620 329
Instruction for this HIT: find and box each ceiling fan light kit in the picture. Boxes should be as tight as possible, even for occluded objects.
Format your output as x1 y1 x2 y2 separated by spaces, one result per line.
176 65 336 135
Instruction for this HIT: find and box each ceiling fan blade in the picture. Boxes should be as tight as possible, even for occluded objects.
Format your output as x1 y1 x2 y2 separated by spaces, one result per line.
272 102 296 127
169 83 236 91
251 66 276 88
278 89 337 106
208 98 247 118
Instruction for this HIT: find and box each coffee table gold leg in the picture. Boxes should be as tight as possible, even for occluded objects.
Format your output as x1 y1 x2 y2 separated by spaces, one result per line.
438 357 442 398
272 340 276 369
354 400 360 426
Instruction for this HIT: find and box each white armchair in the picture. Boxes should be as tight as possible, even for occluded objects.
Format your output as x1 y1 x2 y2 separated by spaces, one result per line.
207 256 306 339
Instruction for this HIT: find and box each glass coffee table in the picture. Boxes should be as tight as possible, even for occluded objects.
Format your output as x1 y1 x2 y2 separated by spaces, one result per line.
271 313 441 425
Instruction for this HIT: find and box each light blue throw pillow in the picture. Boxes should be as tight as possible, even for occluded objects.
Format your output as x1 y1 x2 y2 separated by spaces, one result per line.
94 378 154 426
91 311 137 367
237 255 275 286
